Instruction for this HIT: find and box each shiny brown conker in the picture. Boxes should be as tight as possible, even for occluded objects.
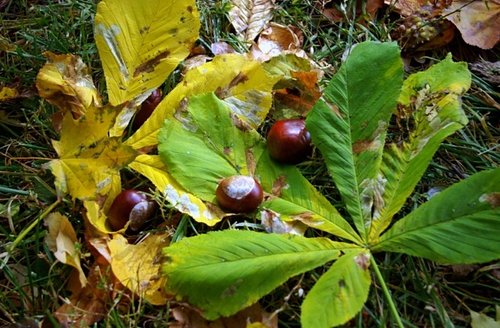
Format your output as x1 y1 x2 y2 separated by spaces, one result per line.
267 118 312 164
131 88 163 131
108 189 156 231
215 175 264 213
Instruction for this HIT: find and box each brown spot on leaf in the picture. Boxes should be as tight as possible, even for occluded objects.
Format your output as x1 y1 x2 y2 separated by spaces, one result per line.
353 139 375 154
134 50 171 77
354 252 370 270
230 113 251 131
246 149 256 176
272 175 288 196
480 192 500 208
229 72 249 89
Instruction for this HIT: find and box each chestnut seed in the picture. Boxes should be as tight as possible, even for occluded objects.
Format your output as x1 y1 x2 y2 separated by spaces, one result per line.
267 118 312 164
216 175 263 213
108 189 156 231
131 88 163 131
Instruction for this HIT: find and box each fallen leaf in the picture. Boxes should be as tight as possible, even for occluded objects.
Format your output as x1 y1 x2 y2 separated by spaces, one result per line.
385 0 450 17
229 0 274 42
55 262 110 327
210 42 237 55
274 70 322 115
94 0 200 106
444 0 500 50
322 0 384 22
44 213 87 287
36 52 101 118
250 23 306 62
170 303 277 328
46 103 137 201
128 154 223 226
108 233 170 305
125 54 281 150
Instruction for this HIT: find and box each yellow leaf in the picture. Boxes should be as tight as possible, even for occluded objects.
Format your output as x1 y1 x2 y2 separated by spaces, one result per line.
84 200 119 234
128 154 223 226
47 104 137 200
445 1 500 50
45 213 87 287
229 0 274 42
0 86 19 101
94 0 200 106
125 54 281 150
36 52 101 117
108 233 169 305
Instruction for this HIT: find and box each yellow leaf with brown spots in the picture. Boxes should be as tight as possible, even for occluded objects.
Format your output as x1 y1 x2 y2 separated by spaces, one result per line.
108 233 170 305
0 85 19 101
47 104 137 200
94 0 200 106
36 52 101 117
125 54 281 150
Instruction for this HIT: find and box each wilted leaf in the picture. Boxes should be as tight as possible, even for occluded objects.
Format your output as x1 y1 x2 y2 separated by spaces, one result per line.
125 54 280 150
45 213 87 287
47 104 137 201
229 0 274 42
444 0 500 50
385 0 449 17
128 154 223 225
108 233 170 305
170 303 277 328
36 52 101 118
94 0 200 105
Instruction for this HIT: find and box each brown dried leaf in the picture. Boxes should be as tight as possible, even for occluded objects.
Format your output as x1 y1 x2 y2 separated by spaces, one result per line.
251 23 305 62
385 0 451 16
44 213 87 287
274 70 322 114
229 0 274 42
170 303 277 328
210 42 237 55
55 263 109 327
323 0 384 21
444 0 500 50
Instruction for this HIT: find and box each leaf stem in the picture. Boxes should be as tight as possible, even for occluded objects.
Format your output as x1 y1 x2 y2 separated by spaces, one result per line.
370 255 404 328
7 199 61 252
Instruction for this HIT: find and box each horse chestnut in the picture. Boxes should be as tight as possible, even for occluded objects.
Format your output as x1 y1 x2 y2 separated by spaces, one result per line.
267 118 312 164
108 189 156 231
216 175 263 213
131 88 162 131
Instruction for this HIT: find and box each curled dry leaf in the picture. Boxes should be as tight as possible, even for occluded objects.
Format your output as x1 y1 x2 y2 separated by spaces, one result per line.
251 23 306 62
229 0 274 42
55 262 110 327
444 0 500 50
44 212 87 287
108 233 170 305
36 52 101 118
210 41 237 55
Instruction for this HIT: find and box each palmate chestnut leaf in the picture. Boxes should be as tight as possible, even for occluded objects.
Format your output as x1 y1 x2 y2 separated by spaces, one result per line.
215 175 263 213
108 189 156 231
267 118 312 164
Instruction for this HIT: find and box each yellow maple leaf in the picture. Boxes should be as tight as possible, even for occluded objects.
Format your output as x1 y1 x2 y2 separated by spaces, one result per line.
45 213 87 287
47 104 137 201
125 54 281 150
94 0 200 106
36 52 101 117
128 154 224 225
108 233 170 305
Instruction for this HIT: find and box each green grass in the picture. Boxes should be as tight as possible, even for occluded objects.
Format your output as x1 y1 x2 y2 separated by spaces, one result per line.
1 0 498 327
